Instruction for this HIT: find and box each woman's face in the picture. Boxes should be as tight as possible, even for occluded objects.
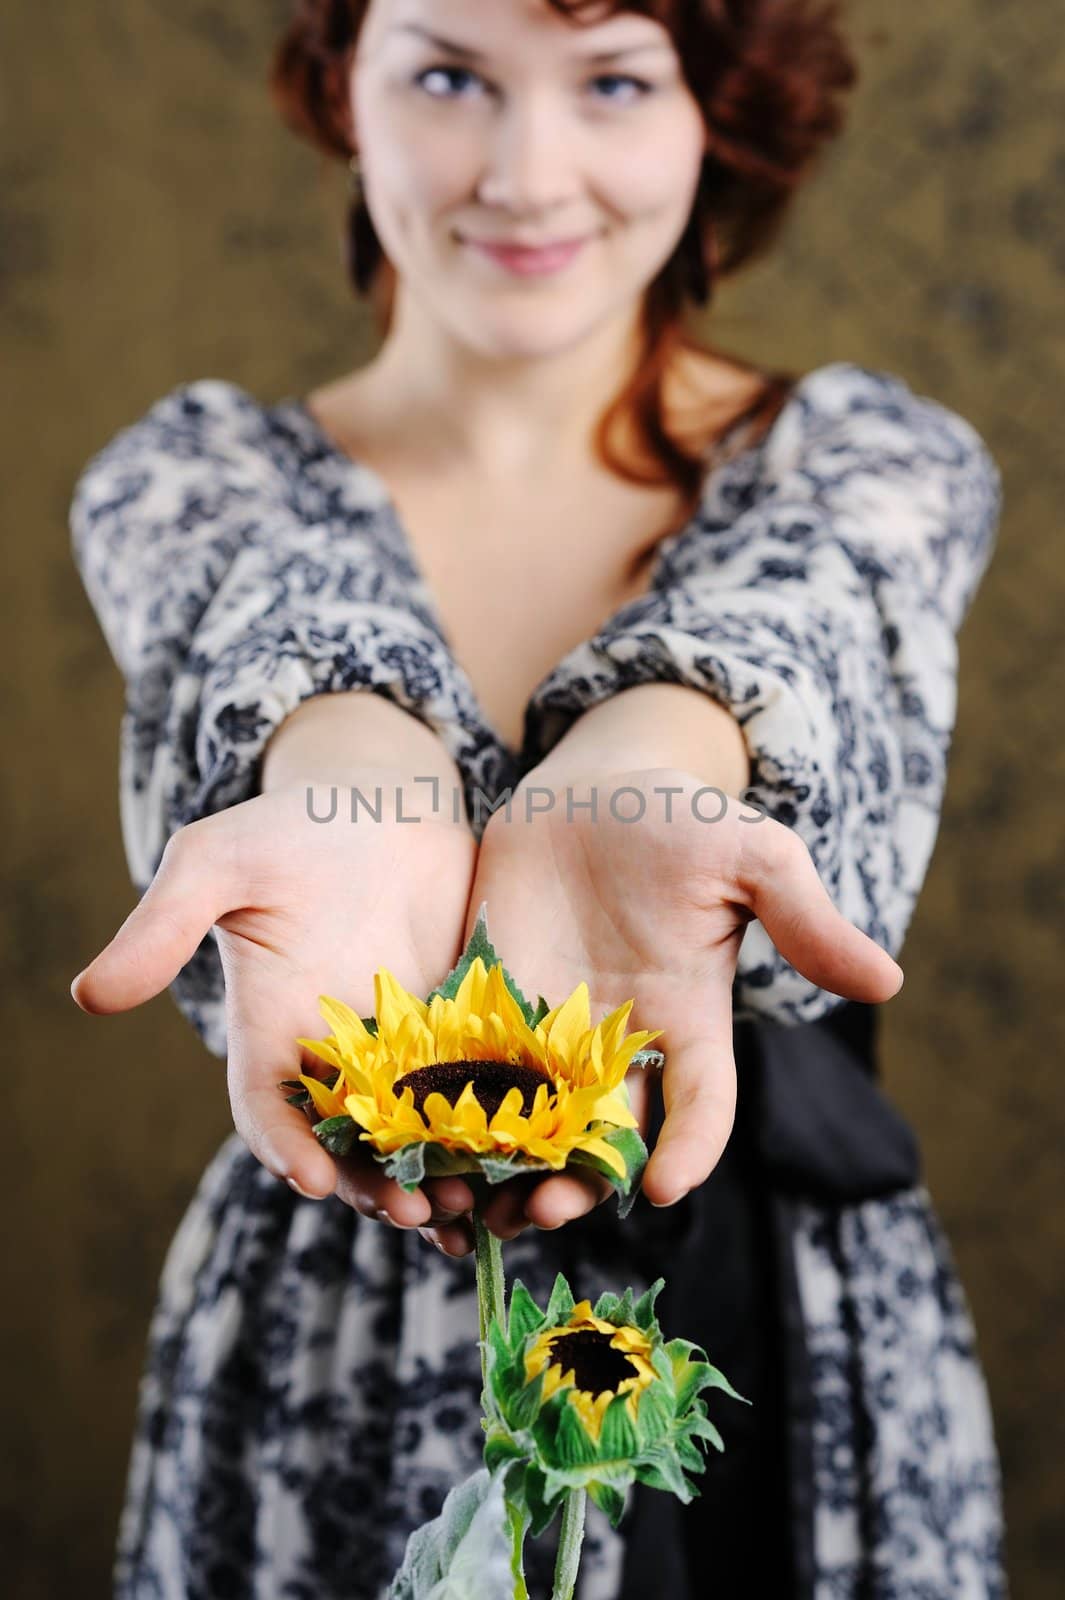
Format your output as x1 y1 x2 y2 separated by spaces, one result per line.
348 0 707 358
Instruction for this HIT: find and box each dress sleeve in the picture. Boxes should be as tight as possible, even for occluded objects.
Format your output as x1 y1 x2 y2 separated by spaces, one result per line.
523 363 1003 1025
70 378 475 1057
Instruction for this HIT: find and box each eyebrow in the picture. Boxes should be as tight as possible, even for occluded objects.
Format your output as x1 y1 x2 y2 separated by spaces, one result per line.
388 22 672 63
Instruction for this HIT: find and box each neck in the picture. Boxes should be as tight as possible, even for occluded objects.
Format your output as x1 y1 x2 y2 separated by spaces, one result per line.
357 281 650 478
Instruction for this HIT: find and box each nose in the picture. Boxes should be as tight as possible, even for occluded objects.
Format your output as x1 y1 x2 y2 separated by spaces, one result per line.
476 95 578 215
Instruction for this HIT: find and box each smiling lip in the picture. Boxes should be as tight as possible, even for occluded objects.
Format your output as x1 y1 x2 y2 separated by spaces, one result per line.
462 234 594 276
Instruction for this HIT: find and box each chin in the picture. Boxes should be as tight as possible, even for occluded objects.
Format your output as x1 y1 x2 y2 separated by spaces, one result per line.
452 296 632 362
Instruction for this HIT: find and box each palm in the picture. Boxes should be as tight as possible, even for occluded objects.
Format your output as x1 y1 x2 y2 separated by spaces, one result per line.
74 778 478 1216
464 765 902 1221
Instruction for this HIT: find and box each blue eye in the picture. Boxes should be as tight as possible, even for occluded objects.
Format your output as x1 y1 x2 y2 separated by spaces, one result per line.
412 65 655 104
590 73 654 103
413 65 486 99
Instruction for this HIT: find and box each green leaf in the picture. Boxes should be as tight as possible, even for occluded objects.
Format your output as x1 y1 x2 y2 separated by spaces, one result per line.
360 1014 379 1036
282 1086 312 1109
387 1466 514 1600
630 1048 664 1070
507 1281 547 1345
381 1141 427 1191
312 1115 359 1157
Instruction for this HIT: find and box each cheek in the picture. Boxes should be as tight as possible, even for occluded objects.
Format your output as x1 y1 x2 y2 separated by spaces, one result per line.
600 105 705 219
361 93 481 221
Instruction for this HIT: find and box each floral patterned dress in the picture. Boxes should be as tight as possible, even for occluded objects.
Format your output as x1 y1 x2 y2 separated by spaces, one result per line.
70 361 1009 1599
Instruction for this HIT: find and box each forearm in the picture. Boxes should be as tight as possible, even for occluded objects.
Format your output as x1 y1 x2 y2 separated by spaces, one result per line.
531 683 751 794
261 689 466 802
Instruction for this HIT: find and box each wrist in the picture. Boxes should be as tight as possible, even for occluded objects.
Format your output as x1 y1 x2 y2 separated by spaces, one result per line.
531 683 751 797
261 689 464 796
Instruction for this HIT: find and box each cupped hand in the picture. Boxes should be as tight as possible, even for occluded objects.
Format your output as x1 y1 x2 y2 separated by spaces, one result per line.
69 776 479 1230
434 764 903 1252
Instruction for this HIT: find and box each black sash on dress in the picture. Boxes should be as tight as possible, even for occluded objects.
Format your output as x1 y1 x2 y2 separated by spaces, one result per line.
559 1000 922 1599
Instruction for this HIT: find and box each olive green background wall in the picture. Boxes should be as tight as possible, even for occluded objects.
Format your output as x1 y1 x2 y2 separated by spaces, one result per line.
5 2 1061 1594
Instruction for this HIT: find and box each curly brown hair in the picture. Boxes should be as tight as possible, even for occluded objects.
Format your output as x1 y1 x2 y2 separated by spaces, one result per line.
269 1 858 523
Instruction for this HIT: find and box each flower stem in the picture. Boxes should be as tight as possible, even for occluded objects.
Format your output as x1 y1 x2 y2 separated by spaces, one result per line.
551 1488 587 1600
473 1207 505 1392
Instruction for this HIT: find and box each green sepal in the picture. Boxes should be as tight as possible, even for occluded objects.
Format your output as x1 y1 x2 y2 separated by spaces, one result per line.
422 901 535 1024
630 1048 664 1070
360 1015 379 1036
587 1477 629 1529
599 1391 640 1462
674 1431 709 1473
567 1125 649 1218
632 1279 666 1333
635 1446 696 1503
483 1429 527 1474
634 1380 675 1445
312 1114 359 1157
544 1272 576 1327
552 1397 601 1469
507 1369 546 1433
477 1153 556 1185
507 1281 547 1346
381 1141 427 1191
529 994 551 1028
521 1464 559 1539
688 1411 726 1453
281 1080 313 1109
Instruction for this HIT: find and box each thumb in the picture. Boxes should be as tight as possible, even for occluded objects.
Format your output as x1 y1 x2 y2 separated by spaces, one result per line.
741 823 904 1003
70 826 235 1015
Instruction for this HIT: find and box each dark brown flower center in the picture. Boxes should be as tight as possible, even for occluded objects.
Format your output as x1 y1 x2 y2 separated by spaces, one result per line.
393 1058 551 1122
546 1329 639 1396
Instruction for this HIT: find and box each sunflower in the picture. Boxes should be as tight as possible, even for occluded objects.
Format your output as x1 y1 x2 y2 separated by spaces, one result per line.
523 1301 658 1444
279 906 663 1206
483 1273 748 1532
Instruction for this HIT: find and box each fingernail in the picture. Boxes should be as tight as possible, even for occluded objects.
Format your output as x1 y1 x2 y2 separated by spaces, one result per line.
374 1207 398 1226
287 1176 325 1201
418 1226 444 1252
70 970 87 1001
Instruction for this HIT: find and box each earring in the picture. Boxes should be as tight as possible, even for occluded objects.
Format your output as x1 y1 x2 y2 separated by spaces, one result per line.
348 151 363 201
345 150 380 296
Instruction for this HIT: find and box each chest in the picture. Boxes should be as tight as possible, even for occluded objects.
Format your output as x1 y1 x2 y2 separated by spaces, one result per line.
385 472 692 751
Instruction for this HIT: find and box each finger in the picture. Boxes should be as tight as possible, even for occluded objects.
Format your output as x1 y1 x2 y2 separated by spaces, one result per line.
419 1218 475 1257
642 981 737 1208
421 1176 477 1221
70 823 236 1014
332 1148 433 1228
739 823 904 1003
522 1170 615 1230
479 1174 543 1239
220 968 368 1204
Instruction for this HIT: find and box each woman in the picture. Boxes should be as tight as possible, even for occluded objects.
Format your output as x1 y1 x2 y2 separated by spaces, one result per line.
69 0 1007 1595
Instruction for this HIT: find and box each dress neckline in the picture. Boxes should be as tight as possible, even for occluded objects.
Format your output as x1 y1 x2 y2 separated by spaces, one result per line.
272 376 808 767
